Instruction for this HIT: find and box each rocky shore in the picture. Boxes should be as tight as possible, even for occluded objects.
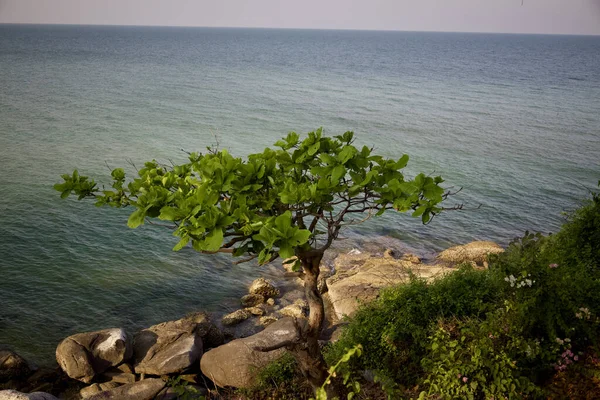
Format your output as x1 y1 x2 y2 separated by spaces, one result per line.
0 241 503 400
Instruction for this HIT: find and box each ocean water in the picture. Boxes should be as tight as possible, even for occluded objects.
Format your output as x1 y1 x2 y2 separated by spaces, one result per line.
0 24 599 364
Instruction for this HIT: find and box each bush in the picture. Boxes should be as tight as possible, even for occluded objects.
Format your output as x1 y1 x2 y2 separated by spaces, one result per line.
238 353 312 400
419 310 539 400
328 186 600 398
327 266 505 386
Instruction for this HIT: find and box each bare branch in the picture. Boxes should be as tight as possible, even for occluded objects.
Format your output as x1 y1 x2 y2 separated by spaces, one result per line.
232 254 258 265
145 219 178 229
201 248 234 255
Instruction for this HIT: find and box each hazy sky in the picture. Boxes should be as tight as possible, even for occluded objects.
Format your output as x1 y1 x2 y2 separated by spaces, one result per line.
1 0 599 35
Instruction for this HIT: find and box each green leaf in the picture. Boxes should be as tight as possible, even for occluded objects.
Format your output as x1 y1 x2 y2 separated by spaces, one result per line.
291 229 311 245
127 209 146 228
274 211 292 234
308 141 321 156
412 205 427 218
201 229 224 252
172 236 190 251
278 243 294 259
159 206 186 221
338 145 357 164
331 165 346 181
111 168 125 180
396 154 409 169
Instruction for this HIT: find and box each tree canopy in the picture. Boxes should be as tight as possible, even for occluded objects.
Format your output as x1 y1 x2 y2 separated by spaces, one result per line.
55 129 449 266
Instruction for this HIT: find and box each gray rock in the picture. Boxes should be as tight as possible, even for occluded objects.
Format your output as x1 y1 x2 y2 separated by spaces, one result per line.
200 317 301 388
0 349 32 382
0 390 59 400
133 315 204 376
278 300 308 319
317 276 328 294
100 369 136 384
80 382 123 399
86 378 165 400
55 328 132 383
245 307 265 316
221 309 251 326
258 316 278 326
80 384 103 399
328 252 449 319
436 241 504 267
401 253 422 264
248 278 280 298
241 294 265 307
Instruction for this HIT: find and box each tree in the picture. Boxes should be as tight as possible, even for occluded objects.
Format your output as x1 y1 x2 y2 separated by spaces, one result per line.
55 129 454 396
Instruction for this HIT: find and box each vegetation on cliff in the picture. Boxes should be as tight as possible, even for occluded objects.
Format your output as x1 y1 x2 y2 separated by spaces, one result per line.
250 184 600 399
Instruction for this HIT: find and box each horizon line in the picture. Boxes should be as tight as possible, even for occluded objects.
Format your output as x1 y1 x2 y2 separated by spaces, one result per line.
1 22 598 37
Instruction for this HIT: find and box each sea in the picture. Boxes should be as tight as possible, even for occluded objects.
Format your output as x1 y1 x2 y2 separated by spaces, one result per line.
0 24 599 364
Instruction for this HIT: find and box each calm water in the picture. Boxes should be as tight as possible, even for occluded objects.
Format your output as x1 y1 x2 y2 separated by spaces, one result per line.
1 25 599 364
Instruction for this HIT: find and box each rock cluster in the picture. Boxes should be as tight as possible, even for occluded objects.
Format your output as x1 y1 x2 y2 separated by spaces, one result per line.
0 350 32 383
325 248 449 320
220 277 302 330
1 241 502 399
436 241 504 268
200 318 299 388
55 328 131 383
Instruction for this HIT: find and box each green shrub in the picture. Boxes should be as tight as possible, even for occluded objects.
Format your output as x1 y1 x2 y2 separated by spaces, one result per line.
486 187 600 381
327 265 504 386
239 353 312 400
419 308 539 400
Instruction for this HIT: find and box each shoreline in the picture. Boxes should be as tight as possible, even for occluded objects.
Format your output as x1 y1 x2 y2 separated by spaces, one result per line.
1 237 500 370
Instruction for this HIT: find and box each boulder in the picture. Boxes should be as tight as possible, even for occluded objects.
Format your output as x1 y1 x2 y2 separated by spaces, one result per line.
245 307 265 316
278 299 308 319
133 314 205 376
0 349 32 382
383 249 395 259
401 253 422 264
80 382 121 399
436 241 504 267
200 318 300 388
0 390 59 400
241 294 265 307
86 378 165 400
55 328 132 383
248 278 280 298
80 384 103 399
100 369 135 384
259 316 278 327
10 366 73 397
221 309 251 326
327 251 449 319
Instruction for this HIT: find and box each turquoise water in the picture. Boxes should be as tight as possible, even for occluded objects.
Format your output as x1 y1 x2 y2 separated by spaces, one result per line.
1 25 599 364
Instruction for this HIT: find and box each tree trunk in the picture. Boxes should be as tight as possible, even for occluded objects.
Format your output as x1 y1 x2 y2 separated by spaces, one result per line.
294 253 341 398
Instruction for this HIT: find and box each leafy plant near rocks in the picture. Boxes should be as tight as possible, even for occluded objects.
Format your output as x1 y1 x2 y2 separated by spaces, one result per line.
326 265 504 387
165 376 206 400
327 184 600 399
55 129 455 397
315 345 363 400
238 352 312 400
418 309 539 400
